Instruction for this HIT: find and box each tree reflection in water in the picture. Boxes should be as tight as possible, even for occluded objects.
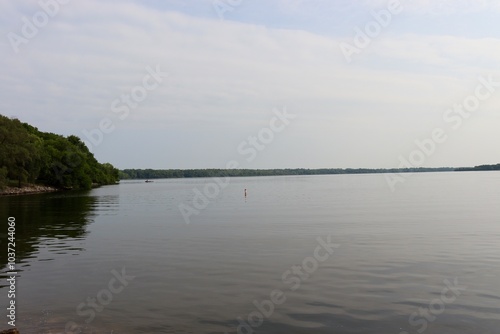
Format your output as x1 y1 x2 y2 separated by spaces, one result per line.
0 191 97 286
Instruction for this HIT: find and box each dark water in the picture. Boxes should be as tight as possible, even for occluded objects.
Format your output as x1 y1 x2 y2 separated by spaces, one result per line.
1 172 500 334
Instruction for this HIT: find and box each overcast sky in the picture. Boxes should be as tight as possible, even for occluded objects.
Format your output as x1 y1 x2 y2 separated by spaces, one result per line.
1 0 500 169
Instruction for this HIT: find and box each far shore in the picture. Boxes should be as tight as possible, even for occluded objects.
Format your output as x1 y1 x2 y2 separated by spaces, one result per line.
0 184 60 196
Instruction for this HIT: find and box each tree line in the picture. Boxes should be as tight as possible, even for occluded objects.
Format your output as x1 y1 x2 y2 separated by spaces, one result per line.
0 114 119 190
455 164 500 171
119 167 455 180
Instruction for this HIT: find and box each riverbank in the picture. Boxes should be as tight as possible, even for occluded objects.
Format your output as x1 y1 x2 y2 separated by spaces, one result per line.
0 184 60 196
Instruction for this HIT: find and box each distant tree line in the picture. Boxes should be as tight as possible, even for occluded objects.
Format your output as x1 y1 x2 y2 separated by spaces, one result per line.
119 167 455 180
0 114 119 190
455 164 500 171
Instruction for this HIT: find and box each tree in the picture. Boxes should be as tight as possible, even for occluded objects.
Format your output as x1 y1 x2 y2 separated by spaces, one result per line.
0 114 119 190
0 116 42 187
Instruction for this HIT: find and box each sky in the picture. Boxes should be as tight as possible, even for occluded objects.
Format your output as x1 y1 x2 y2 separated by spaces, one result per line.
1 0 500 169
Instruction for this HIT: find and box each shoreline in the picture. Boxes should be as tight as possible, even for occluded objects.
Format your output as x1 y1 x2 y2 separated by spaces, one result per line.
0 184 60 196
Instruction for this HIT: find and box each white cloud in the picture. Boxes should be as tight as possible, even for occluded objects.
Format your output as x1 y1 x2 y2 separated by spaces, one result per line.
1 0 499 168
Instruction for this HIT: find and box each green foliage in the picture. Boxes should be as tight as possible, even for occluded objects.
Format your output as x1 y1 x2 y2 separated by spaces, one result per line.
0 114 119 190
0 166 7 189
0 115 42 187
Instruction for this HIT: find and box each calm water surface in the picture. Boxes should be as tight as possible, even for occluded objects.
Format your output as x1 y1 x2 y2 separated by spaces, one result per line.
1 172 500 333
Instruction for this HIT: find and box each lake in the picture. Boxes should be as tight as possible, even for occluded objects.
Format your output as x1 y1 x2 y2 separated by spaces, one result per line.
1 172 500 334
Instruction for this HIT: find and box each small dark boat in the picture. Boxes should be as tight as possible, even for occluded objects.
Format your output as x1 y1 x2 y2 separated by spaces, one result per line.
145 180 153 183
